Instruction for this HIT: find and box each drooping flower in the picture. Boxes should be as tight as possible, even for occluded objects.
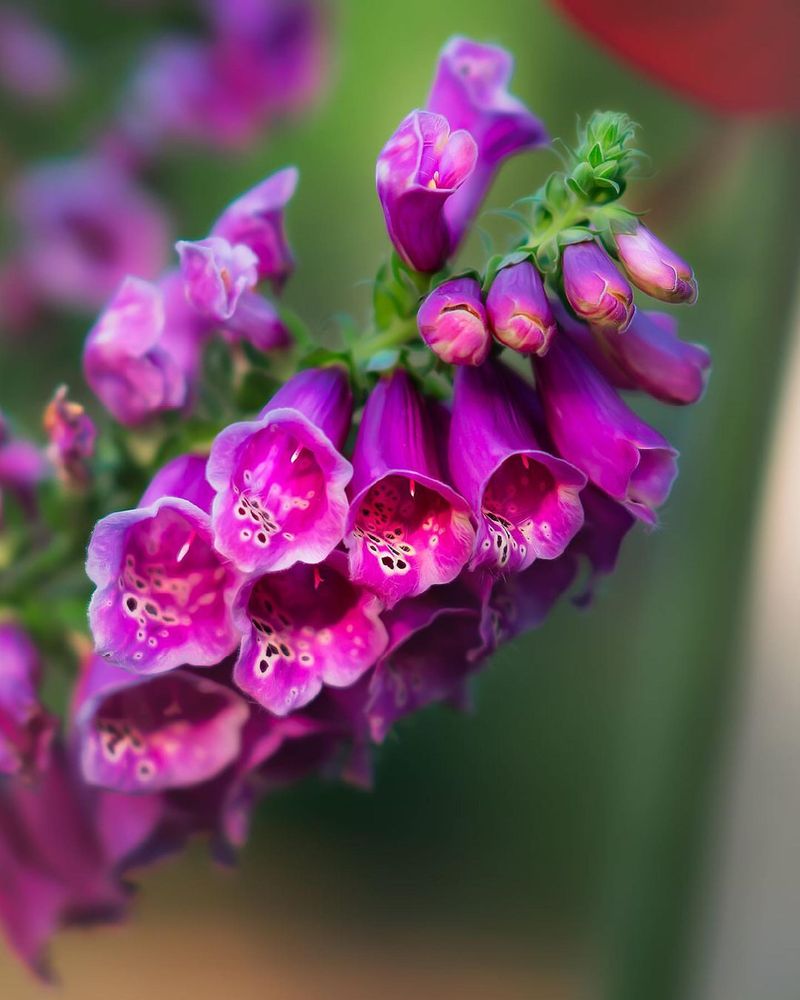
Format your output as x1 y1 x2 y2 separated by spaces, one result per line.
87 454 240 674
426 37 548 247
176 236 258 319
345 369 475 607
613 222 698 304
73 654 249 794
43 385 97 490
376 110 477 273
485 260 556 356
534 333 678 524
231 551 388 716
207 366 353 575
562 239 635 332
0 623 56 777
449 359 586 573
416 275 491 366
11 156 169 311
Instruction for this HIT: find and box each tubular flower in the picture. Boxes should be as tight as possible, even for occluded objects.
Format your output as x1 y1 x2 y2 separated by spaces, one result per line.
562 240 635 332
613 222 698 304
87 454 241 675
450 359 586 573
176 236 258 320
417 276 491 366
0 624 56 777
345 370 475 607
232 552 387 716
486 260 557 356
72 654 248 794
207 367 352 574
534 334 678 524
376 110 477 273
426 36 548 246
43 385 97 490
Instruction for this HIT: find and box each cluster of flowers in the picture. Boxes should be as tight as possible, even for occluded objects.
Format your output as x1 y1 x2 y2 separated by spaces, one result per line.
0 36 709 978
0 0 327 325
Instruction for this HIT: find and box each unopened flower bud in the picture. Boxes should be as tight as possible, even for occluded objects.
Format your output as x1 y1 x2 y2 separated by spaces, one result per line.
486 261 556 356
614 222 698 304
562 240 634 332
417 276 490 366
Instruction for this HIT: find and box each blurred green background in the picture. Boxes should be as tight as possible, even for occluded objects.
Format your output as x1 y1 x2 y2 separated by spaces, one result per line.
1 2 798 998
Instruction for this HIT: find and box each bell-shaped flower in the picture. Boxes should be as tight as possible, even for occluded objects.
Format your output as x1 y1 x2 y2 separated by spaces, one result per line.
450 359 586 573
417 276 491 366
345 370 475 607
485 260 556 356
231 551 388 716
562 240 635 332
426 37 548 247
176 236 258 320
43 385 97 490
376 109 477 273
87 454 241 674
534 334 678 524
207 366 353 575
72 654 249 794
0 623 56 776
613 222 698 304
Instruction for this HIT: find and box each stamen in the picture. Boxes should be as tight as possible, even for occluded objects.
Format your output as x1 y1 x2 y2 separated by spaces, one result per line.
290 445 302 464
313 566 323 590
521 455 529 469
409 478 416 498
176 531 196 563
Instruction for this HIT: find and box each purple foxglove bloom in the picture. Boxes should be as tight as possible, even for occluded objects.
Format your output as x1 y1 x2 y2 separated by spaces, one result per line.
534 334 678 524
43 385 97 490
614 222 698 304
232 551 388 716
0 8 72 104
562 240 635 332
485 261 556 356
450 359 586 573
417 276 491 366
12 156 169 311
83 276 200 426
0 624 56 777
176 236 258 320
87 454 240 674
207 366 353 574
426 37 548 247
210 167 298 289
73 654 248 794
345 370 475 607
481 556 579 648
366 584 485 742
376 110 477 273
570 485 635 605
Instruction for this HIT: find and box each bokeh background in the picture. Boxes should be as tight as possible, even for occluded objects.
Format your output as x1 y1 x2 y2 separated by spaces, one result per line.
1 1 798 998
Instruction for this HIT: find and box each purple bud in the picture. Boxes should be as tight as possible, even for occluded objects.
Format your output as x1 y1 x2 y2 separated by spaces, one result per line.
485 261 556 356
426 37 548 248
345 370 475 607
87 454 241 675
534 334 678 524
417 276 490 366
614 223 698 304
376 110 477 273
207 367 353 575
562 240 635 332
0 624 56 777
231 551 388 716
43 386 96 490
176 236 258 320
211 167 298 289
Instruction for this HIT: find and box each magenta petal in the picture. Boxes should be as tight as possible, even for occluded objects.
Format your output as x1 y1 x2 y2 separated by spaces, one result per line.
534 334 678 524
87 497 240 674
346 370 475 607
562 240 635 332
450 360 586 573
0 624 55 777
139 453 215 513
73 655 248 793
232 551 388 716
176 236 258 321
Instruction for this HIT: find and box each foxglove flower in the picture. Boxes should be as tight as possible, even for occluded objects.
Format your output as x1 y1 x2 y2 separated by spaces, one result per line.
87 454 240 674
481 556 579 648
0 624 55 776
176 236 258 319
43 386 96 490
345 370 474 607
417 276 491 365
366 584 485 742
232 552 387 716
73 654 248 794
534 334 678 524
0 8 72 103
485 260 556 355
613 222 698 303
562 240 635 332
376 110 477 273
210 167 298 289
450 359 586 573
0 416 47 521
426 37 548 247
570 485 635 605
12 156 169 311
207 366 353 574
